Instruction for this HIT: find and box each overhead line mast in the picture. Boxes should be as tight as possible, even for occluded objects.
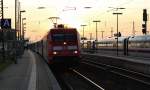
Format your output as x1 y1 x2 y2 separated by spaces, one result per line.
0 0 5 61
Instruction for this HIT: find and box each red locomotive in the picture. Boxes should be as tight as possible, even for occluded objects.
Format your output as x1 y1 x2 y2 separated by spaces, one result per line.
31 24 81 67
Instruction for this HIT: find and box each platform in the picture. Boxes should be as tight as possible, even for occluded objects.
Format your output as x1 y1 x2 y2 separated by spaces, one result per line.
0 50 61 90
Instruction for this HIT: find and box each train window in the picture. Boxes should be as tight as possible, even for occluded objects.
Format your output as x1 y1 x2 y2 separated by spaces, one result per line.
65 34 76 41
52 34 64 41
52 33 76 41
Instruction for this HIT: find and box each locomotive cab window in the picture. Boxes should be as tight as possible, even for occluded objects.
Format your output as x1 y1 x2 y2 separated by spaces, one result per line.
65 34 77 41
52 34 64 41
52 33 77 41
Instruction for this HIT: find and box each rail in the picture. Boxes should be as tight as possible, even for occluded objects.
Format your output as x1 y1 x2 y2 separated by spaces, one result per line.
72 69 105 90
82 59 150 86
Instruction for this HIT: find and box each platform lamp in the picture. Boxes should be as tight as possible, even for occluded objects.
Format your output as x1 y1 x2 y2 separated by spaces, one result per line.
19 10 26 40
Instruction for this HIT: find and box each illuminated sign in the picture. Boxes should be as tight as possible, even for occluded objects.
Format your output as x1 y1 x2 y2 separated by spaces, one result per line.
0 19 11 29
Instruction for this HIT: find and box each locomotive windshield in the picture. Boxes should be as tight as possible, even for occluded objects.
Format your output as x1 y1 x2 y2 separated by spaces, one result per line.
65 34 76 40
52 33 77 41
52 34 64 41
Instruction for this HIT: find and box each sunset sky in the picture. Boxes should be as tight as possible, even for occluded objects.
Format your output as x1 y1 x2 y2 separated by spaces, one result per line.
4 0 150 41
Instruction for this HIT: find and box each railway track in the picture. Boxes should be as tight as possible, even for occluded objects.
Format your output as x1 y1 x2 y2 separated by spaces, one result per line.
50 54 150 90
82 60 150 86
72 69 105 90
50 66 104 90
79 56 150 89
82 53 150 75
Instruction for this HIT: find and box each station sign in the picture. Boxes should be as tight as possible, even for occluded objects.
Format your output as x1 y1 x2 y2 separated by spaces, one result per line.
0 19 11 29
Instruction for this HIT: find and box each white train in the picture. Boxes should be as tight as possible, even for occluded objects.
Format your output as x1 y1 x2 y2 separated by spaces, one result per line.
82 35 150 53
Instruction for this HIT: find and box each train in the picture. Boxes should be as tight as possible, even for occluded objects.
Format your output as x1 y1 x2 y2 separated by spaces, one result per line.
29 24 81 67
82 35 150 54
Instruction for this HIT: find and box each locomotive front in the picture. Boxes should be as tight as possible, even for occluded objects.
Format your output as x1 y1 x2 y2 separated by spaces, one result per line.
47 24 81 67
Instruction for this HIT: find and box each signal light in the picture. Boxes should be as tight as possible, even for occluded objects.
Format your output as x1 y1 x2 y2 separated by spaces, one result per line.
118 32 121 37
143 9 147 21
142 24 146 34
114 32 121 37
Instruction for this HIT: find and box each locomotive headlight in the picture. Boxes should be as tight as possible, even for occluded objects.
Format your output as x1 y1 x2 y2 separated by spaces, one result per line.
53 51 57 55
74 51 78 54
64 42 67 45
